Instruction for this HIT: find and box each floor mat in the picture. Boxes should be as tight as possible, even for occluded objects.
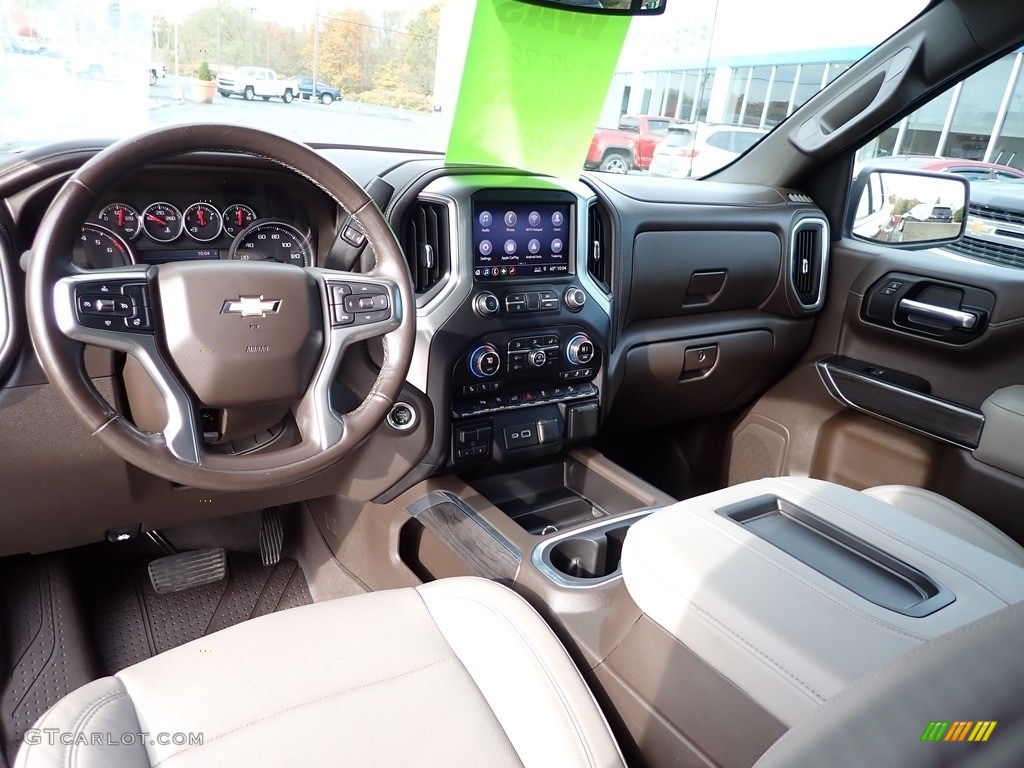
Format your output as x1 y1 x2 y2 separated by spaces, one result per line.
84 551 312 675
0 549 311 764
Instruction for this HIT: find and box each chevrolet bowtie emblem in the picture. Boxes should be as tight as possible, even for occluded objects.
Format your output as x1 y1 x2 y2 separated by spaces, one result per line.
220 296 282 318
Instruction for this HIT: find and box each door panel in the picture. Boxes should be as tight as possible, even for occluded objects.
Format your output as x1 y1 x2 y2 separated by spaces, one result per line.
730 237 1024 543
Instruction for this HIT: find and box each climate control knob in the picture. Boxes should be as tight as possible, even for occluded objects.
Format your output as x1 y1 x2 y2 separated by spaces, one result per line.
469 344 501 378
527 349 548 368
565 334 595 366
564 287 587 312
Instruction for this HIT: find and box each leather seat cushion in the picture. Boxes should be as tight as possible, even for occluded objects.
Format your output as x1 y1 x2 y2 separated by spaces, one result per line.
15 577 625 768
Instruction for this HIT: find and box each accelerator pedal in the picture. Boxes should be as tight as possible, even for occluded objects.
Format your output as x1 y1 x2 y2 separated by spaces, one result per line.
259 506 284 566
148 548 228 595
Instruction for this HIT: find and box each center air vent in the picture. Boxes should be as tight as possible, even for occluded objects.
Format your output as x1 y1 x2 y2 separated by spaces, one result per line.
402 200 450 295
790 217 829 311
587 201 611 293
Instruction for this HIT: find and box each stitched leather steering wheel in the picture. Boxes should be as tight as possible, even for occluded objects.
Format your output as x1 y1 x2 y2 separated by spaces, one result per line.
25 123 415 491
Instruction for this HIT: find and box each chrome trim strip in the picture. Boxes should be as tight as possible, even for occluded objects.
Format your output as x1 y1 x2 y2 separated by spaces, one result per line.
531 507 659 589
816 359 984 450
407 490 521 563
898 298 978 330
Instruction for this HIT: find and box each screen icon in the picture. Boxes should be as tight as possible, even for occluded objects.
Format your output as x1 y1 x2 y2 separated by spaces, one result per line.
504 239 517 255
479 240 493 256
551 238 563 254
528 239 540 254
528 211 541 226
551 211 564 226
504 211 518 227
479 211 493 227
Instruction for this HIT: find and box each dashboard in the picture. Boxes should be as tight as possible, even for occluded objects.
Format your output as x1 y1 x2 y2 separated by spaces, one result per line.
0 142 827 554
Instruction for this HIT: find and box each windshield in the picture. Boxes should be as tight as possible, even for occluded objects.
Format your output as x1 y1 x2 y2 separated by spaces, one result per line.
1 0 925 175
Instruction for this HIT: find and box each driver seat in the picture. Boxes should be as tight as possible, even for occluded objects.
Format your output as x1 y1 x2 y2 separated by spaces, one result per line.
14 577 625 768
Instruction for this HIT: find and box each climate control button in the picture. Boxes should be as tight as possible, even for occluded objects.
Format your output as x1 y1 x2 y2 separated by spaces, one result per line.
527 349 548 368
469 344 502 378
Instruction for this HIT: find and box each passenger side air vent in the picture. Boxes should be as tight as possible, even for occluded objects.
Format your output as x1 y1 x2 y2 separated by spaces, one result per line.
587 202 611 293
402 200 450 295
790 217 829 311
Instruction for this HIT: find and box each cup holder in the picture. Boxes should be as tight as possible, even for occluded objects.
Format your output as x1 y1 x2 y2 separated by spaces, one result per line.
532 508 656 586
548 525 629 579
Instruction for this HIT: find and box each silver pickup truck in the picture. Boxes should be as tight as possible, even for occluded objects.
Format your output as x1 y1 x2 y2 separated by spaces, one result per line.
216 66 297 103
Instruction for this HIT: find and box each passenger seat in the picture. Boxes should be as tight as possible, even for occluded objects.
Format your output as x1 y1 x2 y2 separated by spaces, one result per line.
864 485 1024 568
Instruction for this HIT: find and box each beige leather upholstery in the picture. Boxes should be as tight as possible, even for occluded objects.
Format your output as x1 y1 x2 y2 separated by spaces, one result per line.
620 477 1024 728
863 484 1024 568
754 600 1024 768
15 577 625 768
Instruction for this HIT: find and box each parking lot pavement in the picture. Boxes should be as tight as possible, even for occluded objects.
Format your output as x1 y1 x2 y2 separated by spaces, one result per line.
0 54 446 153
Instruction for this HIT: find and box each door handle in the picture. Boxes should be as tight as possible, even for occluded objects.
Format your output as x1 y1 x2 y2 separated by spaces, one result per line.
898 298 979 330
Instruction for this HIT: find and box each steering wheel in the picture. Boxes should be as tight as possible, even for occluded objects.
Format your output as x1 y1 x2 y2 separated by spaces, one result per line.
25 124 415 491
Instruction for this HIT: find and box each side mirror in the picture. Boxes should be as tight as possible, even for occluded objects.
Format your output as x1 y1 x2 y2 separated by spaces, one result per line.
850 169 968 248
512 0 666 15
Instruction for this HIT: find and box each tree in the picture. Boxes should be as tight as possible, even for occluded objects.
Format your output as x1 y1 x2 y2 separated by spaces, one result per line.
309 10 374 93
400 3 441 96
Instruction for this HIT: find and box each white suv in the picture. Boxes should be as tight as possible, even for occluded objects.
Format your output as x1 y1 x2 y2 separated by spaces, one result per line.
649 123 766 178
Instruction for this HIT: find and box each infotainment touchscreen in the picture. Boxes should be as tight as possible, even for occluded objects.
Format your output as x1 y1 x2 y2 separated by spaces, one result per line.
472 201 571 279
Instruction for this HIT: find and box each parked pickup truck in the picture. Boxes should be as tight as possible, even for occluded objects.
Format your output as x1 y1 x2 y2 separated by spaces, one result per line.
586 114 681 173
293 76 342 105
217 66 297 103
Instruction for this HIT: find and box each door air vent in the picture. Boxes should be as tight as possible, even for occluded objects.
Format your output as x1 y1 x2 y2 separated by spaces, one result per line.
588 201 611 293
402 200 450 295
790 217 829 311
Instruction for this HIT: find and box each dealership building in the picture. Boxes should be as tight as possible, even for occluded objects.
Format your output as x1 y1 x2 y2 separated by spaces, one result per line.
601 46 1024 169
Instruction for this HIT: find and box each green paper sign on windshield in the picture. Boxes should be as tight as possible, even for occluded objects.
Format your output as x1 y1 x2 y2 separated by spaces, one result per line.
446 0 630 179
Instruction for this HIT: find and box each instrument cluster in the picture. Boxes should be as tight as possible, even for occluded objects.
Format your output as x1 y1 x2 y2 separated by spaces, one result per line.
76 198 315 270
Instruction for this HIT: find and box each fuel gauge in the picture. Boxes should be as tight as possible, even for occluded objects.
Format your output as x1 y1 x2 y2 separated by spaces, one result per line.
183 202 223 242
97 203 141 240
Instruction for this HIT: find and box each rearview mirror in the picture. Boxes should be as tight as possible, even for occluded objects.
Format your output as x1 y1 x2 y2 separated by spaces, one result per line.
512 0 666 15
850 169 968 248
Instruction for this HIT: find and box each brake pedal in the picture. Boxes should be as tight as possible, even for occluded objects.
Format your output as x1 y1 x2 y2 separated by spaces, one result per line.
259 507 284 566
148 548 227 595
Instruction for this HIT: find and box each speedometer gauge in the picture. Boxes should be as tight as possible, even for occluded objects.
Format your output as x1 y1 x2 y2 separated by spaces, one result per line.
229 221 312 267
75 224 134 269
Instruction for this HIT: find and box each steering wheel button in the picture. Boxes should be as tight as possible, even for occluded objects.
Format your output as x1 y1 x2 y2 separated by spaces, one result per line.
330 283 352 304
123 307 152 333
121 283 150 306
353 309 391 326
77 296 101 314
333 307 355 326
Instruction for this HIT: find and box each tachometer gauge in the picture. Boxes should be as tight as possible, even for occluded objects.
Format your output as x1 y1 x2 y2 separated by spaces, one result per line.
97 203 141 240
75 224 134 269
183 202 223 242
229 221 312 267
142 202 183 242
222 203 257 238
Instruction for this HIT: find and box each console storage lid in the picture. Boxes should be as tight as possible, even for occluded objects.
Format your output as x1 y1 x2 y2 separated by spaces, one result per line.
620 477 1024 727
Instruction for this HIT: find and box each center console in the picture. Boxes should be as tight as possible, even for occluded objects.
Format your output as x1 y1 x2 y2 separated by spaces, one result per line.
403 176 611 477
